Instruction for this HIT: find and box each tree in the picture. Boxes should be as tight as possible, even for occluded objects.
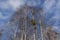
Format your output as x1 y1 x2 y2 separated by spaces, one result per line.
9 4 59 40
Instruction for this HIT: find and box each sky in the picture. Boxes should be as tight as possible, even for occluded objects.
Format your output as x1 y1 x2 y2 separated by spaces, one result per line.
0 0 25 25
0 0 60 40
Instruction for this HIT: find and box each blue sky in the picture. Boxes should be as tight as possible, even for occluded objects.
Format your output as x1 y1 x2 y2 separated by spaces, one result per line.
0 0 25 25
0 0 60 40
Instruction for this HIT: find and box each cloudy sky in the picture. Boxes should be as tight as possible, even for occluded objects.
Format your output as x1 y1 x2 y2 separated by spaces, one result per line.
0 0 60 40
0 0 25 25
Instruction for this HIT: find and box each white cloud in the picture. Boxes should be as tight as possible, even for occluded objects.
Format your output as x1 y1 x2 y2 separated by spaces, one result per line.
0 2 9 9
0 0 25 10
26 0 41 6
0 0 25 20
52 26 60 33
8 0 25 10
43 0 56 13
0 12 8 19
56 0 60 9
53 26 58 30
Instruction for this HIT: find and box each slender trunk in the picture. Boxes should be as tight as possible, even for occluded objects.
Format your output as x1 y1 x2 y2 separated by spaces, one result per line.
39 9 44 40
25 34 26 40
21 32 23 40
34 33 36 40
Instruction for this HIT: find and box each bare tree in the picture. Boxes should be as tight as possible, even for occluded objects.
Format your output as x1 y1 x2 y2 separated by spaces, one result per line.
8 4 59 40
